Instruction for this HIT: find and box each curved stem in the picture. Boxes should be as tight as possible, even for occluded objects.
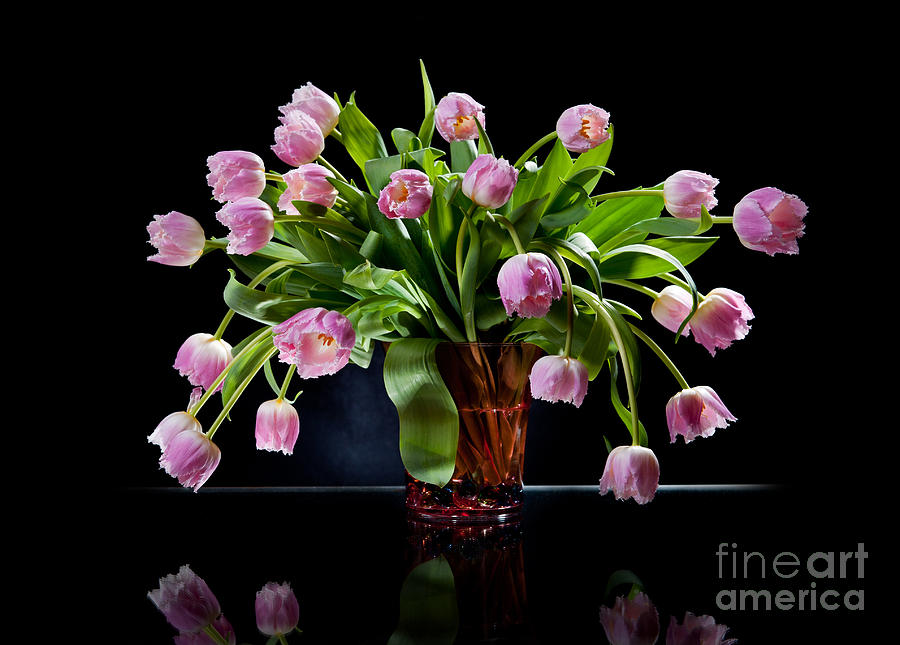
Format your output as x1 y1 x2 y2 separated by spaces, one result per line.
201 625 231 645
207 345 279 440
264 172 284 182
329 127 343 143
488 213 525 254
317 155 348 183
513 131 558 169
628 323 690 390
278 363 297 399
593 189 664 203
212 261 294 341
659 272 702 299
604 279 659 300
540 245 575 358
213 310 234 340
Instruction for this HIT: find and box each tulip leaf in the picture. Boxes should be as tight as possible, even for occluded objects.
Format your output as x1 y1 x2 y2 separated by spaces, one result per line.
539 177 595 230
475 116 493 156
223 270 353 325
577 314 612 380
528 138 572 213
221 334 277 408
339 92 388 186
574 187 664 247
384 339 460 488
387 555 458 645
364 147 445 193
457 213 481 341
343 260 399 290
607 355 648 447
418 59 436 148
568 126 614 193
450 140 477 174
506 195 549 254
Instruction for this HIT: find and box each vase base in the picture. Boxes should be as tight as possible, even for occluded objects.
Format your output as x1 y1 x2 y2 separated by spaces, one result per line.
404 479 524 523
406 506 523 524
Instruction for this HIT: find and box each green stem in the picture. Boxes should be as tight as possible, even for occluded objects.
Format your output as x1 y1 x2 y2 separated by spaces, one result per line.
206 345 279 440
212 261 293 341
488 213 525 254
201 624 231 645
710 216 733 224
455 203 479 342
265 172 284 182
278 364 297 399
213 311 234 340
317 155 348 183
329 127 343 143
658 272 701 298
540 245 575 358
604 279 660 300
513 131 558 169
593 189 664 203
628 323 690 390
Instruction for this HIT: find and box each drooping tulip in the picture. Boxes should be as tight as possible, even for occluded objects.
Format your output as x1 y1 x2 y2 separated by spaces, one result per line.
147 211 206 267
666 612 737 645
650 285 694 337
255 582 301 637
689 288 754 356
148 565 222 633
497 252 563 318
434 92 485 142
206 150 267 203
599 445 660 505
377 169 433 219
556 103 611 153
148 410 202 451
215 197 275 256
462 153 518 209
255 399 300 455
529 354 589 407
272 109 325 167
733 186 808 256
158 429 222 491
173 333 234 392
663 170 719 218
279 82 340 137
272 307 356 379
277 164 338 213
666 386 736 443
598 592 660 645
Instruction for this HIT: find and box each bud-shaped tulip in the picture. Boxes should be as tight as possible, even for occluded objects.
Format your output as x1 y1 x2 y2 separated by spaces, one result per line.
599 593 660 645
529 354 589 407
663 170 718 219
690 288 754 356
148 565 222 633
556 103 611 153
497 252 563 318
174 615 236 645
434 92 485 142
272 307 356 378
272 109 325 167
206 150 267 203
279 82 340 136
159 429 222 491
733 186 808 256
277 164 338 213
650 285 694 337
255 582 300 637
148 411 202 451
599 445 660 505
174 333 234 392
462 154 518 209
255 399 300 455
147 211 206 267
215 197 275 256
666 386 736 443
377 169 433 219
666 612 736 645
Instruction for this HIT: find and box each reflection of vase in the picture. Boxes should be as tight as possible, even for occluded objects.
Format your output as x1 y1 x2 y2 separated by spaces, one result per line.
405 343 542 522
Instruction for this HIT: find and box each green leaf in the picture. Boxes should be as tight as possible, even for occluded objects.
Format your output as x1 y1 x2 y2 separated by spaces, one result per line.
539 176 595 230
365 147 445 193
607 355 648 447
384 339 459 488
573 189 664 247
387 556 458 645
458 214 481 341
568 125 614 193
338 92 388 182
223 269 352 325
343 260 399 290
506 195 549 254
596 238 715 281
474 115 493 156
527 138 572 212
221 334 276 406
418 59 436 148
450 140 477 174
630 204 714 236
392 128 419 154
576 314 612 380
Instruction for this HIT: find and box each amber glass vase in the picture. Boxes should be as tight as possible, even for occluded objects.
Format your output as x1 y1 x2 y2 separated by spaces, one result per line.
405 342 542 522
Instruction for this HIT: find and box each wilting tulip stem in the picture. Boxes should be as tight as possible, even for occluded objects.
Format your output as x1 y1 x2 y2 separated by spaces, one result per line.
316 155 348 183
489 213 526 254
538 244 576 358
279 364 297 399
604 279 659 300
513 131 558 169
330 127 343 143
593 189 664 203
216 260 302 342
628 323 690 390
201 625 231 645
264 172 285 183
207 345 279 440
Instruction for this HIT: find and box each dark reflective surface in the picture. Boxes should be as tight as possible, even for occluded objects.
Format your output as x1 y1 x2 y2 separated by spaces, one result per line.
104 485 871 643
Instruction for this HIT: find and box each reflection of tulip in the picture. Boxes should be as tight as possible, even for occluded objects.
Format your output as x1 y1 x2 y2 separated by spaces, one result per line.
215 197 275 256
272 109 325 167
279 82 340 137
690 288 754 356
462 154 518 209
147 211 206 267
173 333 233 392
556 103 611 153
173 615 236 645
255 582 301 637
277 163 338 213
148 411 202 451
599 445 660 505
529 355 589 407
666 386 736 443
206 150 266 203
159 429 222 491
599 592 660 645
651 285 694 337
497 252 563 318
377 169 433 219
663 170 718 219
666 612 736 645
733 186 808 256
148 565 222 634
434 92 485 142
272 307 356 378
255 399 300 455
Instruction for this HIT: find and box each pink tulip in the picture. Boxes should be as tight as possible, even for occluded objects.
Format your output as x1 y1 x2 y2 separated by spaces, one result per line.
173 333 234 392
279 82 340 137
462 154 518 209
497 252 563 318
650 285 694 337
255 399 300 455
663 170 719 219
377 169 433 219
277 164 338 213
148 411 202 451
272 307 356 378
434 92 485 142
599 445 660 505
529 355 589 407
159 429 222 491
206 150 267 203
174 615 236 645
666 612 736 645
255 582 300 637
733 186 808 256
148 565 222 633
147 211 206 267
556 104 611 153
690 288 754 356
215 196 275 255
666 386 736 443
599 592 660 645
272 109 325 167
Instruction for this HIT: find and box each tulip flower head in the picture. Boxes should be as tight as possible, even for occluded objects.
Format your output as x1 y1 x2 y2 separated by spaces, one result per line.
556 104 611 153
147 211 206 267
279 82 340 137
277 163 338 213
598 592 660 645
663 170 719 219
667 612 737 645
215 197 275 256
733 186 808 256
666 386 736 443
462 154 518 209
173 333 234 392
272 109 325 167
434 92 485 142
690 288 754 356
148 410 202 451
529 354 589 407
497 252 563 319
377 169 433 219
148 565 222 633
159 429 222 491
255 582 301 637
206 150 267 203
255 399 300 455
650 285 694 337
599 445 660 505
272 307 356 379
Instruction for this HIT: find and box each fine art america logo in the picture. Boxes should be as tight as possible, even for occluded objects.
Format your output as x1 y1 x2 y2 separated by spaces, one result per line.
715 543 866 612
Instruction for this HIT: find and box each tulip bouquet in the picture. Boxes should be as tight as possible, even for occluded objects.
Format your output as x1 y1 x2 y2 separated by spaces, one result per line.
146 60 808 503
